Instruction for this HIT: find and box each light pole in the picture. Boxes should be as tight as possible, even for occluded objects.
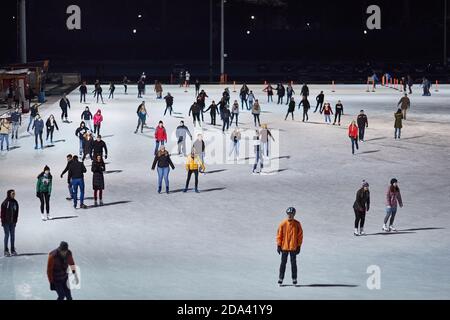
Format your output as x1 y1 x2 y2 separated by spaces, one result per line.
19 0 27 63
220 0 225 80
445 0 448 66
210 0 213 83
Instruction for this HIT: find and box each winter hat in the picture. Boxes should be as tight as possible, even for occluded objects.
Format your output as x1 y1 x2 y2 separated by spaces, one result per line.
390 178 398 185
44 165 50 172
286 207 296 215
59 241 69 251
362 180 369 188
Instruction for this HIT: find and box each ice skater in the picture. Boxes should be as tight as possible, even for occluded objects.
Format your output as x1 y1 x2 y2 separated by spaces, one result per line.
252 129 263 174
135 102 147 134
151 145 175 194
61 154 73 201
222 105 231 133
1 190 19 257
47 241 78 300
263 83 274 103
383 178 404 232
0 118 10 151
154 121 168 156
45 115 59 144
79 82 87 103
230 100 239 127
422 77 431 96
59 95 71 122
193 134 206 164
138 79 145 98
81 107 93 131
92 134 108 160
195 79 201 97
333 100 344 126
189 101 202 127
300 83 309 98
314 91 324 113
163 92 174 116
298 96 310 122
394 109 403 139
65 155 87 209
204 101 220 125
108 82 115 99
93 109 103 135
183 148 205 193
357 110 368 142
154 81 163 99
252 99 261 127
277 207 303 285
27 104 39 132
176 121 192 156
123 76 129 94
260 124 275 157
92 154 105 206
32 114 45 150
285 97 295 121
276 83 286 105
229 128 241 161
323 102 333 124
286 83 295 105
10 108 21 141
348 120 359 155
397 93 410 120
75 122 89 156
95 83 104 103
240 84 249 110
353 181 370 236
36 166 53 221
82 132 94 161
248 90 256 111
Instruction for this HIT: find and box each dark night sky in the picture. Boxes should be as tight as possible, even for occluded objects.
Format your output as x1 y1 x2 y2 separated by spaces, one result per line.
0 0 446 65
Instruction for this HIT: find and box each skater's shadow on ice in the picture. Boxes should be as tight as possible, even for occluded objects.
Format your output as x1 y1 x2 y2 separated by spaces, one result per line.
44 145 56 149
262 168 288 174
50 216 79 220
205 169 227 174
287 284 359 288
52 139 66 143
140 134 155 139
173 116 185 119
101 135 114 139
104 170 123 174
398 227 445 232
365 137 387 142
19 135 31 139
10 253 48 257
358 150 381 155
365 231 416 236
8 146 21 151
85 200 131 209
170 187 226 194
271 155 290 160
400 135 425 141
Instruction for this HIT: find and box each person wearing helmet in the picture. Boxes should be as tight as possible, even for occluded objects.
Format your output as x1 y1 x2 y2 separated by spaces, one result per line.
383 178 403 232
353 180 370 236
276 207 303 286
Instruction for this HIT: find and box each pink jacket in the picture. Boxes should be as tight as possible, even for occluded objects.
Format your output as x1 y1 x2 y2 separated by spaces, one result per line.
386 186 403 208
93 111 103 125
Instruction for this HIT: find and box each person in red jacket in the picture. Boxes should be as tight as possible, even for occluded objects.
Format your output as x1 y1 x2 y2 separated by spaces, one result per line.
276 207 303 286
47 241 78 300
93 109 103 135
348 120 359 155
154 121 168 156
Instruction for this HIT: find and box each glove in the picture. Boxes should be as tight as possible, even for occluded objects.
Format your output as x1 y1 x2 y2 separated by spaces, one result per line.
277 246 281 255
73 273 80 286
105 154 108 159
60 174 63 178
295 247 301 255
36 192 40 198
50 283 56 291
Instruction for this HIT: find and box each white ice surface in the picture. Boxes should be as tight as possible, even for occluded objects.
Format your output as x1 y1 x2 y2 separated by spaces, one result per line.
0 84 449 300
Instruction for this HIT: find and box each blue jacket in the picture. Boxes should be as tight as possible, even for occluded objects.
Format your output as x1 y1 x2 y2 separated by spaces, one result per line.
32 119 44 133
11 112 22 124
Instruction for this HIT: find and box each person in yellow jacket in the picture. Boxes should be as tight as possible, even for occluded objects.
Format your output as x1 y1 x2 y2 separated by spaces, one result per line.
276 207 303 285
183 148 205 193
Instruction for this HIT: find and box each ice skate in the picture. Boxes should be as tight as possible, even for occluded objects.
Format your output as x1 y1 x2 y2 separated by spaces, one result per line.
389 225 397 232
80 204 88 209
382 224 389 232
166 187 170 194
94 200 98 207
292 279 298 285
359 228 366 236
11 249 17 256
354 228 360 236
157 187 162 194
41 214 47 221
99 200 104 206
278 279 283 285
47 214 52 220
4 250 10 257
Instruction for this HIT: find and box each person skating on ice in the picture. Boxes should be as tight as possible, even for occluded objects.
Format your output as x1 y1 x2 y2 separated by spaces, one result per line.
137 79 145 98
260 124 275 157
183 148 205 193
176 121 192 156
36 166 53 221
0 118 11 151
397 93 410 120
285 97 295 121
276 83 286 105
276 207 303 285
81 106 93 132
93 109 103 135
123 76 129 94
422 77 431 96
252 99 261 127
230 100 240 127
32 114 45 150
333 100 344 126
151 145 175 194
79 82 87 103
263 83 274 103
407 75 413 94
61 154 73 201
75 122 89 156
95 82 104 104
357 110 368 142
383 178 404 232
195 79 201 97
82 132 94 162
92 134 108 160
189 101 202 127
108 82 115 99
27 104 39 132
252 129 263 174
1 190 19 257
248 90 256 111
229 127 241 161
298 96 310 122
47 241 78 300
286 83 295 105
197 90 209 122
240 84 249 110
348 120 359 155
154 81 163 99
222 105 231 133
92 154 105 206
163 93 174 116
323 102 333 124
10 107 21 141
204 101 220 125
65 155 87 209
193 134 206 164
45 115 59 144
314 91 324 113
353 181 370 236
185 71 191 87
135 102 147 134
59 95 70 122
222 88 231 105
154 121 168 156
300 83 309 98
394 109 403 139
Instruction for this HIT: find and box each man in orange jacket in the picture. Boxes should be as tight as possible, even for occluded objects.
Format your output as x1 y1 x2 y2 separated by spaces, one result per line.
47 241 78 300
277 207 303 285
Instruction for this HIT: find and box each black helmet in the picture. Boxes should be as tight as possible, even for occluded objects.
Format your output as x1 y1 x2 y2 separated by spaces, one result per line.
286 207 296 215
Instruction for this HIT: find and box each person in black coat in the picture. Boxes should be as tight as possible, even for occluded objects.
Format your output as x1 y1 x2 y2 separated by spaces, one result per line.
79 82 87 103
64 156 87 209
298 97 310 122
189 102 202 127
1 190 19 256
353 181 370 236
75 122 89 156
59 95 71 122
276 84 286 105
300 84 309 98
222 106 231 132
91 135 108 159
92 155 105 206
46 115 59 144
82 133 94 161
357 110 369 142
333 101 344 126
314 91 324 113
285 97 296 121
204 101 220 125
164 93 174 116
61 154 73 200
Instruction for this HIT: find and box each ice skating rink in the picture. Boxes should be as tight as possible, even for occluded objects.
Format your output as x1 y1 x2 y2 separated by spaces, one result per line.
0 83 449 300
